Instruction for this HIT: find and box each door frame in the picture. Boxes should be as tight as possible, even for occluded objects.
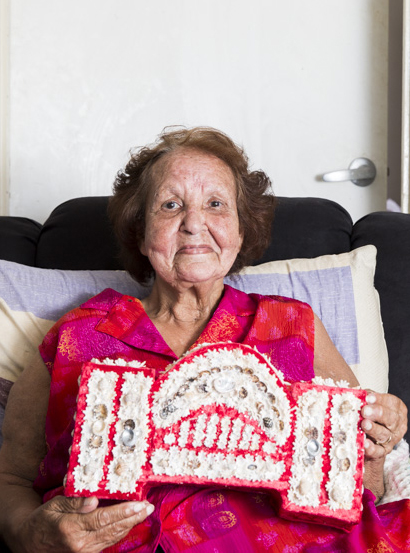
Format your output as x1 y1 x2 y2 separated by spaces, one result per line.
402 0 410 213
0 0 10 216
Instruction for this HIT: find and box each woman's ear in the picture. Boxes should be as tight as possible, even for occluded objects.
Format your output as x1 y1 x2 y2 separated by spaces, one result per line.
139 239 147 257
238 229 244 251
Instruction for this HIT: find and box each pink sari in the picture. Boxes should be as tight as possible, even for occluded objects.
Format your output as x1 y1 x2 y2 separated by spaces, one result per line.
35 286 410 552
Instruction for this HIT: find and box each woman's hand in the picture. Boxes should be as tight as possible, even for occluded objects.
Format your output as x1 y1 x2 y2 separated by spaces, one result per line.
18 495 155 553
361 391 408 456
360 391 408 502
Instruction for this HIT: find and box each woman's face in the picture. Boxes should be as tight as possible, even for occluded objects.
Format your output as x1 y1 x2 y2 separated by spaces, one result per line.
140 149 243 289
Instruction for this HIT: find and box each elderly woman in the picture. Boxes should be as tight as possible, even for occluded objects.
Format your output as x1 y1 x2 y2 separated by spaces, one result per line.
0 127 408 552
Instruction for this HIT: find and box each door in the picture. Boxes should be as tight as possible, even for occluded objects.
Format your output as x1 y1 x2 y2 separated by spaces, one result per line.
223 0 388 223
6 0 388 223
248 0 388 223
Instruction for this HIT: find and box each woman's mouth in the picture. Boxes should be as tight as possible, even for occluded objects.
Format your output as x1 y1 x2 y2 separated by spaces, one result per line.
177 245 214 255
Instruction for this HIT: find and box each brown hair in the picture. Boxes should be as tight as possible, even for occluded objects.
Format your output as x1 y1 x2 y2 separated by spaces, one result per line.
108 126 276 283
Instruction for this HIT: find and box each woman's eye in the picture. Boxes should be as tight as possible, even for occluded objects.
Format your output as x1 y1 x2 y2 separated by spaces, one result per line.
163 201 179 210
209 200 222 208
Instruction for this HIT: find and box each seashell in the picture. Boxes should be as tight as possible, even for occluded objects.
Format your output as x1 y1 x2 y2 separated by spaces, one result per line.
247 464 257 470
199 370 211 377
251 375 260 383
303 456 315 466
255 402 264 414
223 365 234 371
308 402 322 418
176 384 189 396
124 419 135 429
213 376 235 393
278 420 285 431
306 439 320 457
338 400 353 415
297 478 313 496
243 368 254 375
333 431 347 444
160 409 169 419
239 387 248 398
166 403 177 414
121 427 135 447
256 381 267 392
334 444 348 459
122 392 136 406
263 417 273 429
211 367 221 373
92 419 106 434
97 379 109 392
187 458 201 470
87 394 97 405
233 365 243 372
267 393 276 404
83 462 98 475
338 457 351 471
272 406 281 418
93 404 108 420
122 393 130 405
304 426 319 440
114 460 126 476
330 484 349 504
197 383 209 393
89 434 103 448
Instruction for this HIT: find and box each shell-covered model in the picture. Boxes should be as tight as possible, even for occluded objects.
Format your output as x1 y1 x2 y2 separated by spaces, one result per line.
64 342 366 530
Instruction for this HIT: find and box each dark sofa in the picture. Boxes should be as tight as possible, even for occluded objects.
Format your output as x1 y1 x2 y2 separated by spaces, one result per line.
0 195 409 443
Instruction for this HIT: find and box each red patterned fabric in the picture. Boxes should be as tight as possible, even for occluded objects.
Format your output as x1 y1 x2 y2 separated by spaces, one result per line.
35 285 410 552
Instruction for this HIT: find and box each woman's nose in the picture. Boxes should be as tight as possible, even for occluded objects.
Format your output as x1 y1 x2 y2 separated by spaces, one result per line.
180 208 204 235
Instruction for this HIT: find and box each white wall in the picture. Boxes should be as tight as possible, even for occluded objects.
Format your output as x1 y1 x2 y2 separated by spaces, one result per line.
5 0 394 222
10 0 272 222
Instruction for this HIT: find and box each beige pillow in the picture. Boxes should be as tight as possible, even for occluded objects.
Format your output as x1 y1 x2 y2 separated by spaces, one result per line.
226 245 388 393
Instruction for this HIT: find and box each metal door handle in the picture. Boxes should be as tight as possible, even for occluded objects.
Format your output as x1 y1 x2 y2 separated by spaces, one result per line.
322 157 376 187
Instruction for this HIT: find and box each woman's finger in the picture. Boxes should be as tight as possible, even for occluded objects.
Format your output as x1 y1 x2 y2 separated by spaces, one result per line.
364 438 387 460
79 501 155 550
41 496 155 552
361 391 407 455
362 419 394 454
363 392 406 430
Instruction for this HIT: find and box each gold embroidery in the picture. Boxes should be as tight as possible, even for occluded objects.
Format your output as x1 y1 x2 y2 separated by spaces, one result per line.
206 510 237 529
58 327 81 361
208 492 225 507
198 310 241 345
367 538 395 553
174 523 203 545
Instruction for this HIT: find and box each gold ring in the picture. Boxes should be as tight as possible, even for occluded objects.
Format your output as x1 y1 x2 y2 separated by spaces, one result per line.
375 435 392 447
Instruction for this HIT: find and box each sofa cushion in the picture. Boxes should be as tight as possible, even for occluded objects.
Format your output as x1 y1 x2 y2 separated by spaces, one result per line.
36 197 123 270
255 197 353 264
0 216 41 267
